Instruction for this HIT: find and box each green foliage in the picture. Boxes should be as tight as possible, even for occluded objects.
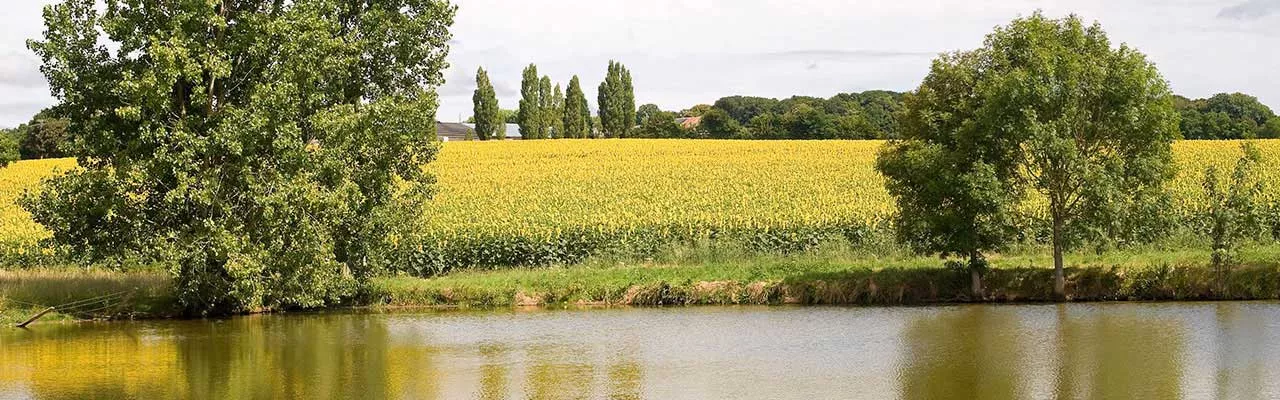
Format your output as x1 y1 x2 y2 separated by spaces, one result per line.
879 12 1180 297
549 84 565 139
23 0 456 315
0 129 19 167
697 108 744 139
535 76 552 140
8 109 71 160
1201 143 1268 288
698 92 902 140
634 110 690 138
636 103 662 125
681 104 713 118
518 64 543 140
472 67 501 140
562 76 591 139
597 60 635 138
1177 93 1278 139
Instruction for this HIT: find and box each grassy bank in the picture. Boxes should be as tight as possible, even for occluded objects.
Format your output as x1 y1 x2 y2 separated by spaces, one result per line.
5 244 1280 323
0 269 176 324
368 244 1280 307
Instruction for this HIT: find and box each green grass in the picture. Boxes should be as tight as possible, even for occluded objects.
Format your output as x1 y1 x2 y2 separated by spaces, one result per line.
368 242 1280 307
0 268 176 325
6 242 1280 321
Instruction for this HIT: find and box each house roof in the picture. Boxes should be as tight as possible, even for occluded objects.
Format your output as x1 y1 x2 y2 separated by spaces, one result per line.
676 116 702 129
463 123 522 139
436 122 474 140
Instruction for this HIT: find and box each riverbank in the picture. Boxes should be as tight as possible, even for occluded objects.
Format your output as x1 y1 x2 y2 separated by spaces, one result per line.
4 245 1280 324
367 244 1280 307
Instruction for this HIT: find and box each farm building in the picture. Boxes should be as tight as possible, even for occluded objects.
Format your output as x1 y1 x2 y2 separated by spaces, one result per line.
434 122 523 141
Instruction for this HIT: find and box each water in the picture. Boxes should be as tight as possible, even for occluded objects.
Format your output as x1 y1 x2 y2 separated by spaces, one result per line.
2 303 1279 399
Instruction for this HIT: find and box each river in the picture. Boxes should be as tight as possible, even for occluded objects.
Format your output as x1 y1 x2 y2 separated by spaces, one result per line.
2 302 1279 399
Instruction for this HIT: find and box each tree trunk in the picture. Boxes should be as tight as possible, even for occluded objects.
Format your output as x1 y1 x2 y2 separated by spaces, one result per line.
1052 217 1066 301
970 267 983 300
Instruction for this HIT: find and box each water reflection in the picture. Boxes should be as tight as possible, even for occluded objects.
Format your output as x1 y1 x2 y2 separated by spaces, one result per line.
1 304 1278 399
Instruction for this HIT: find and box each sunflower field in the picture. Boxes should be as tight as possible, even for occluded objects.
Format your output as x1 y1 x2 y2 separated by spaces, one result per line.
3 139 1279 273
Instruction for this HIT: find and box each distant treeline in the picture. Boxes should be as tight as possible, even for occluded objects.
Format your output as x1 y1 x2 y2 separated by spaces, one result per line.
1174 93 1280 140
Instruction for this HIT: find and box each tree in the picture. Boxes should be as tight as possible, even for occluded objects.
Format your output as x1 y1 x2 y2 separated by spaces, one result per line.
562 76 591 139
0 129 18 167
518 64 543 140
637 104 662 125
879 13 1179 299
472 67 501 140
597 60 635 138
536 76 552 139
714 96 779 125
24 0 457 315
1263 117 1280 139
635 110 689 138
13 109 71 159
877 50 1021 298
681 104 713 118
549 84 565 138
1201 143 1267 295
698 108 744 139
1176 93 1277 139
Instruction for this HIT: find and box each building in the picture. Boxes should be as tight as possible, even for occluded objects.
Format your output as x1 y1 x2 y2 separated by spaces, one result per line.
676 116 702 130
434 122 524 141
435 122 474 141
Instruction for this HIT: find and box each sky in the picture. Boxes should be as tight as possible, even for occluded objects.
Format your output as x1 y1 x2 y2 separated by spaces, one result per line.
1 0 1278 127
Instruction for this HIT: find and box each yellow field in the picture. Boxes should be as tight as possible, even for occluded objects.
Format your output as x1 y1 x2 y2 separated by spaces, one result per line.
2 139 1279 268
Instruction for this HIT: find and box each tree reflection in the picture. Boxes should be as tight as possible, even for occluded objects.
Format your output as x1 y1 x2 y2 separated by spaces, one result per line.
898 306 1023 400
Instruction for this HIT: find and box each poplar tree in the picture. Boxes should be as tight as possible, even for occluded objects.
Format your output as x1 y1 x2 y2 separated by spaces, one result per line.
563 76 590 138
537 76 552 139
517 64 541 140
472 67 500 140
597 60 636 138
549 84 565 139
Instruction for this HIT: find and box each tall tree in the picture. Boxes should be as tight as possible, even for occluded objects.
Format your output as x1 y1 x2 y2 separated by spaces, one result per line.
472 67 500 140
549 83 565 139
518 64 542 140
878 13 1179 299
24 0 457 315
597 60 635 138
562 76 590 138
537 76 552 139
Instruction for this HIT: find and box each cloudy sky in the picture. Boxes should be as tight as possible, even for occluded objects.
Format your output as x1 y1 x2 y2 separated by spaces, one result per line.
1 0 1278 127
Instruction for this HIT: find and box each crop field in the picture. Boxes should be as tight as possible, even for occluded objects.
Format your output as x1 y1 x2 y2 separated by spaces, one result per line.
2 139 1279 271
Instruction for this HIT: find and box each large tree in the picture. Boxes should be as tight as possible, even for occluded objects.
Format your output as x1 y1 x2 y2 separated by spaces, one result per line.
472 67 501 140
879 13 1179 299
24 0 457 314
562 76 590 139
517 64 543 140
597 60 635 138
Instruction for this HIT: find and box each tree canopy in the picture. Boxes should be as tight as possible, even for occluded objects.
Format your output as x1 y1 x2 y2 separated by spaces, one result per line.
597 60 635 138
878 12 1179 298
1176 93 1280 139
24 0 457 315
562 76 591 138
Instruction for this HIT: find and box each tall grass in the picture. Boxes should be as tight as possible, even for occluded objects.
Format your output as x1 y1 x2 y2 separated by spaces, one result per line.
0 269 175 322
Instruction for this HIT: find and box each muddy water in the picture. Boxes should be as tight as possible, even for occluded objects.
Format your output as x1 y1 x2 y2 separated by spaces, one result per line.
2 303 1279 399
